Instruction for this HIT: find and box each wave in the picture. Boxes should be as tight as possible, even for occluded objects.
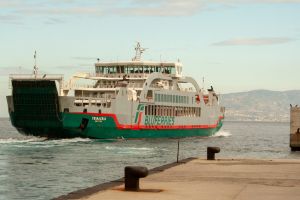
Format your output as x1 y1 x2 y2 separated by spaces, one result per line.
105 146 153 151
105 146 156 154
0 137 92 145
212 130 232 137
104 146 155 155
45 138 92 144
0 137 47 144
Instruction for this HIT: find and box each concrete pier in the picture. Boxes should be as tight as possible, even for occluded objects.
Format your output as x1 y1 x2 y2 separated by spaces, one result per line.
290 106 300 151
56 158 300 200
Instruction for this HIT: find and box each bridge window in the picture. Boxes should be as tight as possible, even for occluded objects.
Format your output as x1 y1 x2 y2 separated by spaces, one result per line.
103 66 109 74
143 66 149 73
147 90 153 99
138 66 143 73
171 67 176 74
129 66 134 73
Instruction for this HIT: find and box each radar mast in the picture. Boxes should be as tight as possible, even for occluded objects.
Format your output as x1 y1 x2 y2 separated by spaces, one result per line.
132 42 147 61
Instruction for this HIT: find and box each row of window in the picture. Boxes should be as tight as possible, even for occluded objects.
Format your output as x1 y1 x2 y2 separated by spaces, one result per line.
64 108 102 114
96 66 176 75
154 93 190 104
145 105 201 117
74 102 111 108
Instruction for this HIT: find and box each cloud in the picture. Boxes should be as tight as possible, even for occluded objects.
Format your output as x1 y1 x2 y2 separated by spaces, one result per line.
72 56 98 61
54 65 91 70
0 1 20 8
0 14 22 24
212 0 300 4
78 63 94 67
1 0 300 19
118 0 206 16
0 15 16 21
0 67 33 76
17 7 103 16
212 37 295 46
44 17 65 25
53 65 94 75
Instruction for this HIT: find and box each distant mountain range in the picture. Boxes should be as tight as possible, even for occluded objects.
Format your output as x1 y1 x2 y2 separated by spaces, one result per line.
221 90 300 122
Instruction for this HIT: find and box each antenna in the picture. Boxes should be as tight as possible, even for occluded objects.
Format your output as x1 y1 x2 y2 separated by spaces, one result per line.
132 42 147 61
202 77 205 91
33 50 38 79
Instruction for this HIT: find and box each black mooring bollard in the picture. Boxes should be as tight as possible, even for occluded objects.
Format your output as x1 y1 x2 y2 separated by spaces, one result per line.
124 166 148 191
207 147 220 160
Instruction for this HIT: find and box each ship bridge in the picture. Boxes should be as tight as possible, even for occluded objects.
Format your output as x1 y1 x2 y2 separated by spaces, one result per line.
62 43 185 105
94 61 182 78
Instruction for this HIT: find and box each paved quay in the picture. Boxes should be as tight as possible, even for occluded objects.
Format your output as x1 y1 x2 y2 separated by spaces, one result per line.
58 158 300 200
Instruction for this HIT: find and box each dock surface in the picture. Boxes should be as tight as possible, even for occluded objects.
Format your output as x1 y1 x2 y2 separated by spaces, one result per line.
68 158 300 200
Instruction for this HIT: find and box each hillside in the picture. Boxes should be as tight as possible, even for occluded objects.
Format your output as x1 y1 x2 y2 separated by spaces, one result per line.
221 90 300 122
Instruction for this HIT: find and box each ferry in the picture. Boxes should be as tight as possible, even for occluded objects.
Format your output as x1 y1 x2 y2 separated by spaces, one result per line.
6 43 225 139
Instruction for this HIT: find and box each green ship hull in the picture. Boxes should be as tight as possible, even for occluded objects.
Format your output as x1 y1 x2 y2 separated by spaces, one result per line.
10 111 223 139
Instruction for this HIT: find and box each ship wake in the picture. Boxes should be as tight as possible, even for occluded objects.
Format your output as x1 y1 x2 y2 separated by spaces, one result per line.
212 130 232 137
0 137 91 145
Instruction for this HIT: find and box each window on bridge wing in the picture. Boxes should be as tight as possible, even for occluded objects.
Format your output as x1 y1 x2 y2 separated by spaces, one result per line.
146 90 153 99
171 67 176 74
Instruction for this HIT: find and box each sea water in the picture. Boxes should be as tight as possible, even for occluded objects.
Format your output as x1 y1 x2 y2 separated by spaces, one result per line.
0 118 299 200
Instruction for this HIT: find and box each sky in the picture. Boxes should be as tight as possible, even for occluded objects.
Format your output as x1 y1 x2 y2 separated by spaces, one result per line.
1 0 300 117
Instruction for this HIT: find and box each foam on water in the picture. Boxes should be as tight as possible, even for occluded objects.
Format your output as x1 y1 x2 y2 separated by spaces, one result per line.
0 137 92 147
105 146 153 151
212 130 232 137
0 137 47 144
45 138 92 144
